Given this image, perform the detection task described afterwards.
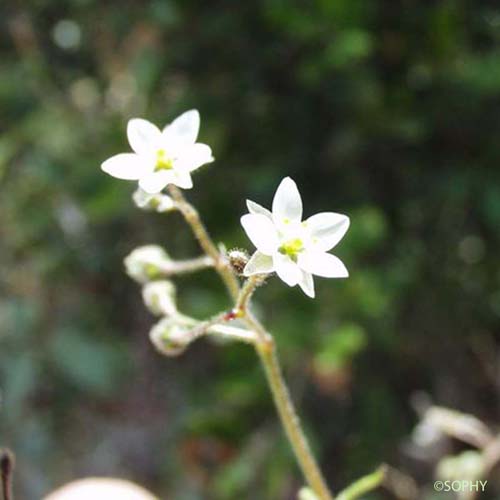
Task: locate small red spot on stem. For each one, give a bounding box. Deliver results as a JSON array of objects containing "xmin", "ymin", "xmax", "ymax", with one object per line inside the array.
[
  {"xmin": 223, "ymin": 310, "xmax": 236, "ymax": 321},
  {"xmin": 223, "ymin": 308, "xmax": 243, "ymax": 321}
]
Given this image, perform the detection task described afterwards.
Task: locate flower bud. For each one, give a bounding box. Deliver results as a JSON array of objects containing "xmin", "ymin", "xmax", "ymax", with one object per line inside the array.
[
  {"xmin": 227, "ymin": 248, "xmax": 249, "ymax": 275},
  {"xmin": 142, "ymin": 280, "xmax": 177, "ymax": 317},
  {"xmin": 124, "ymin": 245, "xmax": 172, "ymax": 283},
  {"xmin": 149, "ymin": 318, "xmax": 193, "ymax": 356},
  {"xmin": 133, "ymin": 188, "xmax": 175, "ymax": 213},
  {"xmin": 297, "ymin": 488, "xmax": 319, "ymax": 500},
  {"xmin": 436, "ymin": 450, "xmax": 484, "ymax": 481}
]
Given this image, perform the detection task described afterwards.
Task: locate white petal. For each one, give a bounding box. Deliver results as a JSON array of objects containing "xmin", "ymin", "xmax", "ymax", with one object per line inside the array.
[
  {"xmin": 132, "ymin": 187, "xmax": 153, "ymax": 207},
  {"xmin": 298, "ymin": 251, "xmax": 348, "ymax": 278},
  {"xmin": 305, "ymin": 212, "xmax": 350, "ymax": 251},
  {"xmin": 240, "ymin": 214, "xmax": 279, "ymax": 254},
  {"xmin": 172, "ymin": 170, "xmax": 193, "ymax": 189},
  {"xmin": 163, "ymin": 109, "xmax": 200, "ymax": 146},
  {"xmin": 272, "ymin": 177, "xmax": 303, "ymax": 224},
  {"xmin": 243, "ymin": 251, "xmax": 275, "ymax": 276},
  {"xmin": 139, "ymin": 171, "xmax": 174, "ymax": 193},
  {"xmin": 101, "ymin": 153, "xmax": 151, "ymax": 180},
  {"xmin": 127, "ymin": 119, "xmax": 162, "ymax": 155},
  {"xmin": 246, "ymin": 200, "xmax": 272, "ymax": 219},
  {"xmin": 298, "ymin": 270, "xmax": 315, "ymax": 298},
  {"xmin": 157, "ymin": 195, "xmax": 175, "ymax": 212},
  {"xmin": 175, "ymin": 143, "xmax": 214, "ymax": 172},
  {"xmin": 132, "ymin": 188, "xmax": 174, "ymax": 212},
  {"xmin": 273, "ymin": 252, "xmax": 302, "ymax": 286}
]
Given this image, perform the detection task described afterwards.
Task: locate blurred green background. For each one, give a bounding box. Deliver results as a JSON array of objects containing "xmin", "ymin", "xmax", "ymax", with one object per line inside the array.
[{"xmin": 1, "ymin": 1, "xmax": 500, "ymax": 498}]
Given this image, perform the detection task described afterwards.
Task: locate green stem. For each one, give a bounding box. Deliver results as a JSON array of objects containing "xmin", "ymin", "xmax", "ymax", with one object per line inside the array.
[
  {"xmin": 207, "ymin": 324, "xmax": 259, "ymax": 344},
  {"xmin": 167, "ymin": 193, "xmax": 333, "ymax": 499},
  {"xmin": 335, "ymin": 466, "xmax": 386, "ymax": 500},
  {"xmin": 236, "ymin": 274, "xmax": 266, "ymax": 314},
  {"xmin": 243, "ymin": 311, "xmax": 333, "ymax": 500},
  {"xmin": 167, "ymin": 185, "xmax": 240, "ymax": 300}
]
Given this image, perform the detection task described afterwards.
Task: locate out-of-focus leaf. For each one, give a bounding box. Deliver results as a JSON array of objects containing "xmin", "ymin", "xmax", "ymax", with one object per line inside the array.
[{"xmin": 48, "ymin": 329, "xmax": 128, "ymax": 395}]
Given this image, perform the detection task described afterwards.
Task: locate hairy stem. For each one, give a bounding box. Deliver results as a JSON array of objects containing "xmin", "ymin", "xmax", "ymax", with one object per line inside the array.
[
  {"xmin": 236, "ymin": 274, "xmax": 267, "ymax": 314},
  {"xmin": 244, "ymin": 314, "xmax": 334, "ymax": 500},
  {"xmin": 167, "ymin": 185, "xmax": 240, "ymax": 300}
]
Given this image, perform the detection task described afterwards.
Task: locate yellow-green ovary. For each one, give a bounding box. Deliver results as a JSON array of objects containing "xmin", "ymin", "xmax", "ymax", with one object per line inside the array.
[{"xmin": 155, "ymin": 149, "xmax": 173, "ymax": 171}]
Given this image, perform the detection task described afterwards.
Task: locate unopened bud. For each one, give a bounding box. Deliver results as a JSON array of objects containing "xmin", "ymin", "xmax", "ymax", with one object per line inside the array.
[
  {"xmin": 228, "ymin": 248, "xmax": 249, "ymax": 275},
  {"xmin": 124, "ymin": 245, "xmax": 172, "ymax": 283},
  {"xmin": 133, "ymin": 188, "xmax": 175, "ymax": 213},
  {"xmin": 149, "ymin": 318, "xmax": 193, "ymax": 356},
  {"xmin": 142, "ymin": 280, "xmax": 177, "ymax": 317},
  {"xmin": 297, "ymin": 487, "xmax": 319, "ymax": 500},
  {"xmin": 436, "ymin": 450, "xmax": 484, "ymax": 481}
]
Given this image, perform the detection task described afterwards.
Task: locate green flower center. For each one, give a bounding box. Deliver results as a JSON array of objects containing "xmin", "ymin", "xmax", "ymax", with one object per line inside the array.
[
  {"xmin": 149, "ymin": 197, "xmax": 160, "ymax": 209},
  {"xmin": 145, "ymin": 263, "xmax": 161, "ymax": 279},
  {"xmin": 278, "ymin": 238, "xmax": 304, "ymax": 261},
  {"xmin": 155, "ymin": 149, "xmax": 173, "ymax": 171}
]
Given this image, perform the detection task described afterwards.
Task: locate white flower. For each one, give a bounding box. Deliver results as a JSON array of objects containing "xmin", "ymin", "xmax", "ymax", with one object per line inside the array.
[
  {"xmin": 132, "ymin": 188, "xmax": 175, "ymax": 212},
  {"xmin": 101, "ymin": 109, "xmax": 214, "ymax": 193},
  {"xmin": 241, "ymin": 177, "xmax": 349, "ymax": 298},
  {"xmin": 124, "ymin": 245, "xmax": 172, "ymax": 283},
  {"xmin": 142, "ymin": 280, "xmax": 177, "ymax": 317}
]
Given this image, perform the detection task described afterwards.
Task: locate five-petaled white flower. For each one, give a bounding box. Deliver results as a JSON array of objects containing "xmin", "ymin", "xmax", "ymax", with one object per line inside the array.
[
  {"xmin": 101, "ymin": 109, "xmax": 214, "ymax": 193},
  {"xmin": 241, "ymin": 177, "xmax": 349, "ymax": 298}
]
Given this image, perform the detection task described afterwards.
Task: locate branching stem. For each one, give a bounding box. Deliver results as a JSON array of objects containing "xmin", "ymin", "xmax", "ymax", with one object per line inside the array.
[
  {"xmin": 167, "ymin": 185, "xmax": 240, "ymax": 300},
  {"xmin": 169, "ymin": 188, "xmax": 334, "ymax": 500},
  {"xmin": 236, "ymin": 274, "xmax": 267, "ymax": 315}
]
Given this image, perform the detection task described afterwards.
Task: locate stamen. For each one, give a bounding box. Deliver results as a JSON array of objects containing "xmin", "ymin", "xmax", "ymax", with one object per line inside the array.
[
  {"xmin": 155, "ymin": 149, "xmax": 173, "ymax": 171},
  {"xmin": 278, "ymin": 238, "xmax": 304, "ymax": 261}
]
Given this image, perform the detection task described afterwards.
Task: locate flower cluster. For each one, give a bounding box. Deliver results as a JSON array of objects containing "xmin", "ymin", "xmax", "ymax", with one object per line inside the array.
[
  {"xmin": 101, "ymin": 110, "xmax": 367, "ymax": 500},
  {"xmin": 102, "ymin": 110, "xmax": 350, "ymax": 297},
  {"xmin": 123, "ymin": 245, "xmax": 185, "ymax": 354}
]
